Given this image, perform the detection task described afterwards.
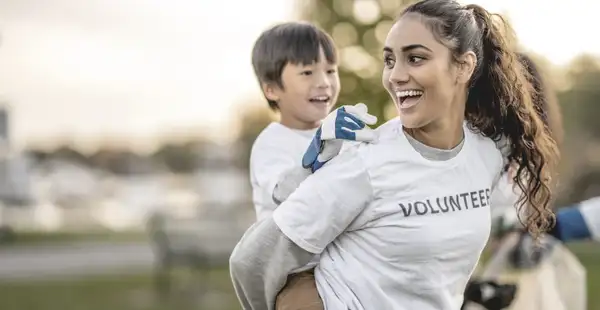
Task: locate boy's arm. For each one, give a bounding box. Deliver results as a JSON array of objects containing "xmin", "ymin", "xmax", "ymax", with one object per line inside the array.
[
  {"xmin": 250, "ymin": 147, "xmax": 298, "ymax": 220},
  {"xmin": 272, "ymin": 166, "xmax": 312, "ymax": 205}
]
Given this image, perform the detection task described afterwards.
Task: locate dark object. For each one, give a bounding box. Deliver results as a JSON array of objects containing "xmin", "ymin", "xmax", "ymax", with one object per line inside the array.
[
  {"xmin": 462, "ymin": 280, "xmax": 517, "ymax": 310},
  {"xmin": 509, "ymin": 231, "xmax": 555, "ymax": 269},
  {"xmin": 146, "ymin": 212, "xmax": 212, "ymax": 302},
  {"xmin": 0, "ymin": 225, "xmax": 16, "ymax": 244}
]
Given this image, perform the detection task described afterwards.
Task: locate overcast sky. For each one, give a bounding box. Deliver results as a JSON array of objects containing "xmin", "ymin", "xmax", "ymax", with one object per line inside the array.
[{"xmin": 0, "ymin": 0, "xmax": 596, "ymax": 151}]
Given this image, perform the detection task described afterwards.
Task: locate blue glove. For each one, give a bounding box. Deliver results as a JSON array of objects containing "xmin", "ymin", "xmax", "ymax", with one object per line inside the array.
[{"xmin": 302, "ymin": 103, "xmax": 377, "ymax": 172}]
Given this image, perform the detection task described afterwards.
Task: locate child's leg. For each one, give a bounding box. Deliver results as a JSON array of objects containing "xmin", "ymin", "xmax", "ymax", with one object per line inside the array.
[{"xmin": 276, "ymin": 270, "xmax": 324, "ymax": 310}]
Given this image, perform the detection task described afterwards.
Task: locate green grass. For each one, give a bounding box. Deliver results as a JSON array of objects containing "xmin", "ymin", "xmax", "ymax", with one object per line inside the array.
[
  {"xmin": 569, "ymin": 242, "xmax": 600, "ymax": 310},
  {"xmin": 0, "ymin": 266, "xmax": 239, "ymax": 310},
  {"xmin": 0, "ymin": 243, "xmax": 598, "ymax": 310},
  {"xmin": 1, "ymin": 230, "xmax": 149, "ymax": 247}
]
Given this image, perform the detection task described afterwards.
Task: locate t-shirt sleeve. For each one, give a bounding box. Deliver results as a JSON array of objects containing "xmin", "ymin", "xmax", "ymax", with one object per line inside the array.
[
  {"xmin": 494, "ymin": 135, "xmax": 511, "ymax": 167},
  {"xmin": 250, "ymin": 143, "xmax": 297, "ymax": 220},
  {"xmin": 272, "ymin": 146, "xmax": 373, "ymax": 254},
  {"xmin": 490, "ymin": 135, "xmax": 513, "ymax": 194}
]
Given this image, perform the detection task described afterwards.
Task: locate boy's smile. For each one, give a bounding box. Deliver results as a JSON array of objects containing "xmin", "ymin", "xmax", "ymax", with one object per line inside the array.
[{"xmin": 265, "ymin": 47, "xmax": 340, "ymax": 130}]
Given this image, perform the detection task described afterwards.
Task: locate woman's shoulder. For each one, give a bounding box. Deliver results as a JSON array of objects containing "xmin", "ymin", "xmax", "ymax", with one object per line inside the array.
[
  {"xmin": 464, "ymin": 126, "xmax": 507, "ymax": 174},
  {"xmin": 375, "ymin": 117, "xmax": 402, "ymax": 138},
  {"xmin": 344, "ymin": 118, "xmax": 412, "ymax": 167},
  {"xmin": 465, "ymin": 126, "xmax": 506, "ymax": 153}
]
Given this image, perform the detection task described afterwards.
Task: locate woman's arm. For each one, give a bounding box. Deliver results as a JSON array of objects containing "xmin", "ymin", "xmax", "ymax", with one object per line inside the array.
[
  {"xmin": 230, "ymin": 146, "xmax": 373, "ymax": 309},
  {"xmin": 229, "ymin": 217, "xmax": 313, "ymax": 310}
]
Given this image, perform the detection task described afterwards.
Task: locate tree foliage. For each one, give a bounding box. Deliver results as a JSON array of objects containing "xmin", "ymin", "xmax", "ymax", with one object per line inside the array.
[{"xmin": 300, "ymin": 0, "xmax": 417, "ymax": 125}]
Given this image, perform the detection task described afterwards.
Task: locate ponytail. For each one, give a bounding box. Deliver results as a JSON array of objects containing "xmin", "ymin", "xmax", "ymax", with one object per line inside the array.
[{"xmin": 465, "ymin": 5, "xmax": 560, "ymax": 238}]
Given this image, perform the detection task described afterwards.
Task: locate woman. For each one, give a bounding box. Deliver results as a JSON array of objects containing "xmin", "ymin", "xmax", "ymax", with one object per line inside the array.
[{"xmin": 230, "ymin": 1, "xmax": 559, "ymax": 309}]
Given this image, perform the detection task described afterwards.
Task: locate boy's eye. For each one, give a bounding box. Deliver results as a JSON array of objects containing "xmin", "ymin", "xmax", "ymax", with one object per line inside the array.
[
  {"xmin": 301, "ymin": 70, "xmax": 313, "ymax": 76},
  {"xmin": 327, "ymin": 69, "xmax": 337, "ymax": 74}
]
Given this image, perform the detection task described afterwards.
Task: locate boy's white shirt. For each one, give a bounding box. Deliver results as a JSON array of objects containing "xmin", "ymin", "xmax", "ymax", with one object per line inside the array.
[
  {"xmin": 250, "ymin": 121, "xmax": 357, "ymax": 221},
  {"xmin": 249, "ymin": 122, "xmax": 357, "ymax": 273},
  {"xmin": 249, "ymin": 122, "xmax": 316, "ymax": 222},
  {"xmin": 272, "ymin": 118, "xmax": 505, "ymax": 310}
]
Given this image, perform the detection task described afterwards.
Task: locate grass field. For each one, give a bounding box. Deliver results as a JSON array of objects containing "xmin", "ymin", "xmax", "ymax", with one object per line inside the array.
[
  {"xmin": 0, "ymin": 242, "xmax": 598, "ymax": 310},
  {"xmin": 0, "ymin": 266, "xmax": 239, "ymax": 310},
  {"xmin": 1, "ymin": 230, "xmax": 149, "ymax": 246},
  {"xmin": 568, "ymin": 242, "xmax": 600, "ymax": 309}
]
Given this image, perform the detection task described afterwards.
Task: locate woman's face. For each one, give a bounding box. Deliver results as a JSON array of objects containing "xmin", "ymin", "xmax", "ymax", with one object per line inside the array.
[{"xmin": 382, "ymin": 13, "xmax": 470, "ymax": 130}]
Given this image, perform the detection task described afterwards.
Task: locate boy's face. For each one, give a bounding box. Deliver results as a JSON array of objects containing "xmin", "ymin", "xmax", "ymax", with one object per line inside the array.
[{"xmin": 264, "ymin": 47, "xmax": 340, "ymax": 130}]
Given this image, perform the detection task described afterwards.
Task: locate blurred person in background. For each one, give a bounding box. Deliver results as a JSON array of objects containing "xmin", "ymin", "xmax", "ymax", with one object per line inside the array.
[{"xmin": 230, "ymin": 1, "xmax": 560, "ymax": 309}]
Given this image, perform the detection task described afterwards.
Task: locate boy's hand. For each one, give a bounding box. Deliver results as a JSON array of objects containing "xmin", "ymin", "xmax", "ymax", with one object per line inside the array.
[{"xmin": 302, "ymin": 103, "xmax": 377, "ymax": 172}]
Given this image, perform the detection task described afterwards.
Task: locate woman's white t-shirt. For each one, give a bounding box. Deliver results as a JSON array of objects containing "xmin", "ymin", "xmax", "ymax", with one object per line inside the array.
[{"xmin": 272, "ymin": 119, "xmax": 505, "ymax": 310}]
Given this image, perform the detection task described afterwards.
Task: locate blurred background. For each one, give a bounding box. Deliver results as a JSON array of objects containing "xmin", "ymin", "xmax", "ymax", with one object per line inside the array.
[{"xmin": 0, "ymin": 0, "xmax": 599, "ymax": 309}]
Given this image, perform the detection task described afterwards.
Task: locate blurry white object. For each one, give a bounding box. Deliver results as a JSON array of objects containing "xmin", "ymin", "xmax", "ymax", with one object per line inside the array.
[
  {"xmin": 94, "ymin": 199, "xmax": 137, "ymax": 231},
  {"xmin": 45, "ymin": 160, "xmax": 99, "ymax": 203},
  {"xmin": 33, "ymin": 201, "xmax": 63, "ymax": 232},
  {"xmin": 163, "ymin": 189, "xmax": 200, "ymax": 219},
  {"xmin": 468, "ymin": 232, "xmax": 586, "ymax": 310}
]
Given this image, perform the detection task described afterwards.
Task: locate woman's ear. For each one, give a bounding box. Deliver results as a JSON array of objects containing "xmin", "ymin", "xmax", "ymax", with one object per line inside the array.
[{"xmin": 456, "ymin": 51, "xmax": 477, "ymax": 84}]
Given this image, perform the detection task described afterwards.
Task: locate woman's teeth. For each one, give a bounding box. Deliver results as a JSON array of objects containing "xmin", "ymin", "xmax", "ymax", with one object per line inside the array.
[{"xmin": 396, "ymin": 90, "xmax": 423, "ymax": 104}]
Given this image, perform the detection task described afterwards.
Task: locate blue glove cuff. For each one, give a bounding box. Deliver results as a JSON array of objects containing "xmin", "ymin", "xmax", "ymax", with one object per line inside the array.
[{"xmin": 302, "ymin": 128, "xmax": 323, "ymax": 170}]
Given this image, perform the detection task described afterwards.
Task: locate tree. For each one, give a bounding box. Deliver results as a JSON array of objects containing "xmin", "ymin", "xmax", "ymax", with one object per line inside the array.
[
  {"xmin": 152, "ymin": 142, "xmax": 201, "ymax": 173},
  {"xmin": 50, "ymin": 145, "xmax": 91, "ymax": 166},
  {"xmin": 89, "ymin": 149, "xmax": 158, "ymax": 175},
  {"xmin": 558, "ymin": 55, "xmax": 600, "ymax": 138},
  {"xmin": 300, "ymin": 0, "xmax": 417, "ymax": 125}
]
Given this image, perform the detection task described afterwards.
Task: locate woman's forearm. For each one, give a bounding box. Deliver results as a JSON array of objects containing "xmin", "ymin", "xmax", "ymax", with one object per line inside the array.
[{"xmin": 229, "ymin": 217, "xmax": 315, "ymax": 310}]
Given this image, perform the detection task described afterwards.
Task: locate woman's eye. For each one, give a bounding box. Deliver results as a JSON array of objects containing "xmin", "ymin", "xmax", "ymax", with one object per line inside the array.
[
  {"xmin": 408, "ymin": 56, "xmax": 425, "ymax": 64},
  {"xmin": 384, "ymin": 57, "xmax": 395, "ymax": 68}
]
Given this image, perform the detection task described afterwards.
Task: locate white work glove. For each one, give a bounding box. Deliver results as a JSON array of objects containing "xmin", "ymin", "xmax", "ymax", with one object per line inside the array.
[{"xmin": 301, "ymin": 103, "xmax": 377, "ymax": 172}]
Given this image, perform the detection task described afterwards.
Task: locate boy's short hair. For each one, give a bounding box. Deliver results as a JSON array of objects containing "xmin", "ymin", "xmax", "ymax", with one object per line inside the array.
[{"xmin": 251, "ymin": 22, "xmax": 338, "ymax": 110}]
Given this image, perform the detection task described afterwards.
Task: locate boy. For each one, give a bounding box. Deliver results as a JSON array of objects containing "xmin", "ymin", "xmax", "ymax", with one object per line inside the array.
[{"xmin": 240, "ymin": 22, "xmax": 377, "ymax": 309}]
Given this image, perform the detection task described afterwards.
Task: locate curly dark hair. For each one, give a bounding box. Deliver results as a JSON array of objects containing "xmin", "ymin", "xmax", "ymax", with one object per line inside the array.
[{"xmin": 401, "ymin": 0, "xmax": 560, "ymax": 238}]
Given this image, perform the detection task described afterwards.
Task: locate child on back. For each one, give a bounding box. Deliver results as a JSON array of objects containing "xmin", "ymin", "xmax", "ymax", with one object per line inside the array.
[{"xmin": 243, "ymin": 22, "xmax": 376, "ymax": 309}]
